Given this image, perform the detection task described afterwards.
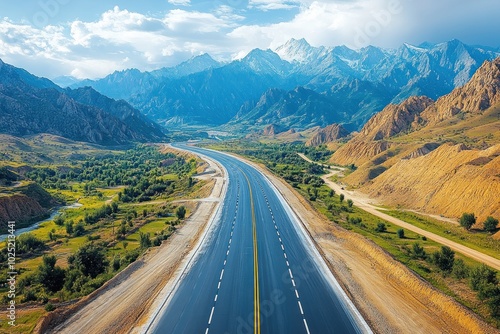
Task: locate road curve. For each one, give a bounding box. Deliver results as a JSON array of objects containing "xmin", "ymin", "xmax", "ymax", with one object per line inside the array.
[{"xmin": 146, "ymin": 144, "xmax": 371, "ymax": 334}]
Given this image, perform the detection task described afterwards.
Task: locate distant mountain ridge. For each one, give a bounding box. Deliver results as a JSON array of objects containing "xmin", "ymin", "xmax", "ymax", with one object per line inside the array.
[
  {"xmin": 0, "ymin": 59, "xmax": 165, "ymax": 145},
  {"xmin": 70, "ymin": 39, "xmax": 500, "ymax": 131}
]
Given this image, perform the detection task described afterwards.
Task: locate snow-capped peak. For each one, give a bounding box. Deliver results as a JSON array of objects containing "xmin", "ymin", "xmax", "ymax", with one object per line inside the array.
[{"xmin": 275, "ymin": 38, "xmax": 324, "ymax": 63}]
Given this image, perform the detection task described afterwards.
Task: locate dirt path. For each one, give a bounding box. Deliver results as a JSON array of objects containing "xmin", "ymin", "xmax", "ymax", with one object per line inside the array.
[
  {"xmin": 46, "ymin": 155, "xmax": 226, "ymax": 334},
  {"xmin": 298, "ymin": 152, "xmax": 500, "ymax": 270},
  {"xmin": 321, "ymin": 170, "xmax": 500, "ymax": 271},
  {"xmin": 238, "ymin": 155, "xmax": 497, "ymax": 334}
]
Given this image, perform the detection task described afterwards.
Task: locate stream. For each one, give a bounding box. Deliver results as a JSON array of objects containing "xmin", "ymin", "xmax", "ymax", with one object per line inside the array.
[{"xmin": 1, "ymin": 202, "xmax": 83, "ymax": 241}]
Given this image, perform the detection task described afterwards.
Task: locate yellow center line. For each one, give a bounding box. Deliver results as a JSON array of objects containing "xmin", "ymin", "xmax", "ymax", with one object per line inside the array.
[{"xmin": 243, "ymin": 171, "xmax": 260, "ymax": 334}]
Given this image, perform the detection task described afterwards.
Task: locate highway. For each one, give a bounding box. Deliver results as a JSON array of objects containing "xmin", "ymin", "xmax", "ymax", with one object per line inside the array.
[{"xmin": 148, "ymin": 144, "xmax": 369, "ymax": 334}]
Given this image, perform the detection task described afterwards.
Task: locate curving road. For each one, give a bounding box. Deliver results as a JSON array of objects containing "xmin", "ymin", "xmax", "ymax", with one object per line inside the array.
[{"xmin": 147, "ymin": 144, "xmax": 370, "ymax": 334}]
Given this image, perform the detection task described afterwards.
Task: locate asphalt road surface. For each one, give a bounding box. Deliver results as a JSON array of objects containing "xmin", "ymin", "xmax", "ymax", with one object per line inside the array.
[{"xmin": 148, "ymin": 144, "xmax": 369, "ymax": 334}]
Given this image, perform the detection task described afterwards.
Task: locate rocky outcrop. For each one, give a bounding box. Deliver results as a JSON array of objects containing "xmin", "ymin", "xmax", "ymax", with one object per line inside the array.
[
  {"xmin": 359, "ymin": 96, "xmax": 434, "ymax": 141},
  {"xmin": 262, "ymin": 124, "xmax": 285, "ymax": 136},
  {"xmin": 0, "ymin": 194, "xmax": 47, "ymax": 226},
  {"xmin": 306, "ymin": 124, "xmax": 350, "ymax": 146},
  {"xmin": 420, "ymin": 58, "xmax": 500, "ymax": 124}
]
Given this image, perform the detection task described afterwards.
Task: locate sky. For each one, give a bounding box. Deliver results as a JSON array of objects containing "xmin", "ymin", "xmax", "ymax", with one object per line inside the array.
[{"xmin": 1, "ymin": 0, "xmax": 499, "ymax": 80}]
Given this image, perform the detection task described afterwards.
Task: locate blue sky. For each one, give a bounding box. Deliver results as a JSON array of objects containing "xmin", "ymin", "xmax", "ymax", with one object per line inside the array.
[{"xmin": 1, "ymin": 0, "xmax": 499, "ymax": 79}]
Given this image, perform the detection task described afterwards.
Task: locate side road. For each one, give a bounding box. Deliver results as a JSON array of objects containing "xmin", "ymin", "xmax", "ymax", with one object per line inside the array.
[{"xmin": 299, "ymin": 153, "xmax": 500, "ymax": 271}]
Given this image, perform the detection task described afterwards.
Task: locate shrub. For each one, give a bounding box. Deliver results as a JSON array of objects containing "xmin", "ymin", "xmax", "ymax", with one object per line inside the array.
[
  {"xmin": 347, "ymin": 199, "xmax": 353, "ymax": 208},
  {"xmin": 176, "ymin": 206, "xmax": 186, "ymax": 219},
  {"xmin": 469, "ymin": 264, "xmax": 498, "ymax": 291},
  {"xmin": 339, "ymin": 194, "xmax": 344, "ymax": 203},
  {"xmin": 45, "ymin": 302, "xmax": 55, "ymax": 312},
  {"xmin": 17, "ymin": 233, "xmax": 46, "ymax": 254}
]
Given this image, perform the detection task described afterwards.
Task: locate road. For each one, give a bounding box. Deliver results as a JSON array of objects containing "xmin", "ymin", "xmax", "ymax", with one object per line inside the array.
[
  {"xmin": 297, "ymin": 153, "xmax": 500, "ymax": 271},
  {"xmin": 147, "ymin": 145, "xmax": 370, "ymax": 334}
]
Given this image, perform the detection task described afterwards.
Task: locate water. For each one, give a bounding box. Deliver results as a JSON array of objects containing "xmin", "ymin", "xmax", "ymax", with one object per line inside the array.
[{"xmin": 0, "ymin": 203, "xmax": 83, "ymax": 241}]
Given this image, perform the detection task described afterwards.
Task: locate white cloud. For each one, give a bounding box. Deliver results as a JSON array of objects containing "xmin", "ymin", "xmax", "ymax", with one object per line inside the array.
[
  {"xmin": 0, "ymin": 0, "xmax": 499, "ymax": 80},
  {"xmin": 168, "ymin": 0, "xmax": 191, "ymax": 6}
]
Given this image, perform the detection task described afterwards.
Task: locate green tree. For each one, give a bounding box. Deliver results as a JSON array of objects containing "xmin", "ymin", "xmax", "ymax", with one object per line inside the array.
[
  {"xmin": 70, "ymin": 244, "xmax": 109, "ymax": 278},
  {"xmin": 54, "ymin": 215, "xmax": 65, "ymax": 226},
  {"xmin": 347, "ymin": 199, "xmax": 353, "ymax": 208},
  {"xmin": 375, "ymin": 222, "xmax": 387, "ymax": 233},
  {"xmin": 37, "ymin": 255, "xmax": 65, "ymax": 293},
  {"xmin": 432, "ymin": 246, "xmax": 455, "ymax": 272},
  {"xmin": 397, "ymin": 229, "xmax": 405, "ymax": 238},
  {"xmin": 339, "ymin": 194, "xmax": 344, "ymax": 203},
  {"xmin": 65, "ymin": 221, "xmax": 74, "ymax": 235},
  {"xmin": 73, "ymin": 221, "xmax": 85, "ymax": 237},
  {"xmin": 452, "ymin": 258, "xmax": 469, "ymax": 279},
  {"xmin": 139, "ymin": 232, "xmax": 152, "ymax": 248},
  {"xmin": 176, "ymin": 206, "xmax": 186, "ymax": 220},
  {"xmin": 483, "ymin": 216, "xmax": 499, "ymax": 232},
  {"xmin": 328, "ymin": 189, "xmax": 335, "ymax": 197},
  {"xmin": 469, "ymin": 264, "xmax": 498, "ymax": 291},
  {"xmin": 459, "ymin": 212, "xmax": 476, "ymax": 230},
  {"xmin": 411, "ymin": 243, "xmax": 427, "ymax": 260}
]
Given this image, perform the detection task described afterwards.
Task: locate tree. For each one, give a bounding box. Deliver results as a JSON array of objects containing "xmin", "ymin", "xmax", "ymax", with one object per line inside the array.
[
  {"xmin": 432, "ymin": 246, "xmax": 455, "ymax": 272},
  {"xmin": 73, "ymin": 221, "xmax": 85, "ymax": 237},
  {"xmin": 339, "ymin": 194, "xmax": 344, "ymax": 203},
  {"xmin": 411, "ymin": 243, "xmax": 427, "ymax": 260},
  {"xmin": 375, "ymin": 222, "xmax": 387, "ymax": 232},
  {"xmin": 329, "ymin": 189, "xmax": 335, "ymax": 197},
  {"xmin": 65, "ymin": 221, "xmax": 74, "ymax": 235},
  {"xmin": 397, "ymin": 229, "xmax": 405, "ymax": 238},
  {"xmin": 139, "ymin": 232, "xmax": 152, "ymax": 249},
  {"xmin": 176, "ymin": 206, "xmax": 186, "ymax": 220},
  {"xmin": 54, "ymin": 215, "xmax": 65, "ymax": 226},
  {"xmin": 37, "ymin": 255, "xmax": 65, "ymax": 293},
  {"xmin": 347, "ymin": 199, "xmax": 353, "ymax": 208},
  {"xmin": 452, "ymin": 258, "xmax": 469, "ymax": 279},
  {"xmin": 70, "ymin": 244, "xmax": 109, "ymax": 278},
  {"xmin": 483, "ymin": 216, "xmax": 499, "ymax": 233},
  {"xmin": 469, "ymin": 264, "xmax": 498, "ymax": 291},
  {"xmin": 459, "ymin": 212, "xmax": 476, "ymax": 230}
]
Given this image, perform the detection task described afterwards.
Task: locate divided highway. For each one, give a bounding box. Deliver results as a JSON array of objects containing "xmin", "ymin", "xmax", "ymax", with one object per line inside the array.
[{"xmin": 147, "ymin": 144, "xmax": 369, "ymax": 334}]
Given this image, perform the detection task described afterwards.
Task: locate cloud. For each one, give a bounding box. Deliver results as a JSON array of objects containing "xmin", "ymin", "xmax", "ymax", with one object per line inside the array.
[
  {"xmin": 0, "ymin": 0, "xmax": 499, "ymax": 80},
  {"xmin": 168, "ymin": 0, "xmax": 191, "ymax": 6}
]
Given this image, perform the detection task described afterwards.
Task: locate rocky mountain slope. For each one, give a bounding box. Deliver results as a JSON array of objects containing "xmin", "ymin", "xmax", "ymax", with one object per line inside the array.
[
  {"xmin": 0, "ymin": 59, "xmax": 165, "ymax": 145},
  {"xmin": 330, "ymin": 58, "xmax": 500, "ymax": 222},
  {"xmin": 71, "ymin": 39, "xmax": 499, "ymax": 130},
  {"xmin": 306, "ymin": 124, "xmax": 350, "ymax": 146}
]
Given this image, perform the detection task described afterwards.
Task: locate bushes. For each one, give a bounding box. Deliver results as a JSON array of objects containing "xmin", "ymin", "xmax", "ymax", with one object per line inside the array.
[
  {"xmin": 17, "ymin": 233, "xmax": 46, "ymax": 255},
  {"xmin": 176, "ymin": 206, "xmax": 186, "ymax": 220},
  {"xmin": 69, "ymin": 243, "xmax": 109, "ymax": 278},
  {"xmin": 37, "ymin": 255, "xmax": 65, "ymax": 293},
  {"xmin": 375, "ymin": 222, "xmax": 387, "ymax": 233}
]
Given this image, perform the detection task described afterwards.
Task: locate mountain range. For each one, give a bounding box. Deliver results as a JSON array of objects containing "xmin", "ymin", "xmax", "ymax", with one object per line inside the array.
[
  {"xmin": 69, "ymin": 39, "xmax": 499, "ymax": 131},
  {"xmin": 0, "ymin": 59, "xmax": 165, "ymax": 145}
]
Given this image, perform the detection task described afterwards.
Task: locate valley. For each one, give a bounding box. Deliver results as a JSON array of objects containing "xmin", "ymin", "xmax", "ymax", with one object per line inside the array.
[{"xmin": 0, "ymin": 30, "xmax": 499, "ymax": 333}]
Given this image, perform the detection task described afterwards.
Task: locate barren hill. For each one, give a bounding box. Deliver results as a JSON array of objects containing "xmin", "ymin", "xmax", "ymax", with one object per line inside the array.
[
  {"xmin": 306, "ymin": 124, "xmax": 350, "ymax": 146},
  {"xmin": 330, "ymin": 58, "xmax": 500, "ymax": 222}
]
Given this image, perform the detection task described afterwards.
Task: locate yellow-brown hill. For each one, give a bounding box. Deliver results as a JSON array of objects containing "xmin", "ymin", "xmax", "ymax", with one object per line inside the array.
[{"xmin": 330, "ymin": 58, "xmax": 500, "ymax": 223}]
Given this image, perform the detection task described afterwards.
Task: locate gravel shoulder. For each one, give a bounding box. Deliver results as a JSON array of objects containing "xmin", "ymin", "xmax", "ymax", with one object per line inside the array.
[{"xmin": 240, "ymin": 155, "xmax": 497, "ymax": 334}]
